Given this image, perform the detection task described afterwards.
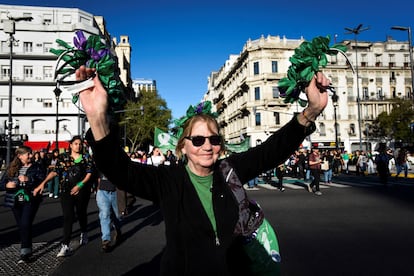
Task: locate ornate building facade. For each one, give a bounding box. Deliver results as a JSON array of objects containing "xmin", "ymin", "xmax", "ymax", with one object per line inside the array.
[
  {"xmin": 0, "ymin": 5, "xmax": 132, "ymax": 156},
  {"xmin": 204, "ymin": 34, "xmax": 412, "ymax": 152}
]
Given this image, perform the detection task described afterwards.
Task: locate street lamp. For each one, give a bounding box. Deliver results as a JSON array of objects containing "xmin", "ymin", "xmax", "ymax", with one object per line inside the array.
[
  {"xmin": 391, "ymin": 26, "xmax": 414, "ymax": 103},
  {"xmin": 332, "ymin": 93, "xmax": 339, "ymax": 150},
  {"xmin": 345, "ymin": 24, "xmax": 369, "ymax": 151},
  {"xmin": 3, "ymin": 16, "xmax": 33, "ymax": 166},
  {"xmin": 53, "ymin": 86, "xmax": 62, "ymax": 151}
]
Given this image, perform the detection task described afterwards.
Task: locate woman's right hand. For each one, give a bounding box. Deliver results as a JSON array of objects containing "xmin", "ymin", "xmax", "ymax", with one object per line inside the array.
[
  {"xmin": 76, "ymin": 65, "xmax": 110, "ymax": 140},
  {"xmin": 5, "ymin": 181, "xmax": 16, "ymax": 189}
]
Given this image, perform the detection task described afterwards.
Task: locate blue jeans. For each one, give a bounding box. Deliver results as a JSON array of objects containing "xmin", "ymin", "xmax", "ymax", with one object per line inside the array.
[
  {"xmin": 47, "ymin": 175, "xmax": 59, "ymax": 197},
  {"xmin": 323, "ymin": 169, "xmax": 333, "ymax": 183},
  {"xmin": 396, "ymin": 163, "xmax": 408, "ymax": 178},
  {"xmin": 12, "ymin": 198, "xmax": 41, "ymax": 255},
  {"xmin": 96, "ymin": 189, "xmax": 121, "ymax": 241}
]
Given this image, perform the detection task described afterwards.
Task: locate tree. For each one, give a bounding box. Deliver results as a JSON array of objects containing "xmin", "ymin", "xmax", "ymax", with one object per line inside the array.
[
  {"xmin": 374, "ymin": 99, "xmax": 414, "ymax": 144},
  {"xmin": 121, "ymin": 88, "xmax": 172, "ymax": 153}
]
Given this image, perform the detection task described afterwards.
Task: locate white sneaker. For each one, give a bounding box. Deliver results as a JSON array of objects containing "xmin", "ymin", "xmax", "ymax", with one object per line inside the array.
[
  {"xmin": 80, "ymin": 232, "xmax": 88, "ymax": 245},
  {"xmin": 57, "ymin": 244, "xmax": 71, "ymax": 257},
  {"xmin": 49, "ymin": 193, "xmax": 53, "ymax": 198}
]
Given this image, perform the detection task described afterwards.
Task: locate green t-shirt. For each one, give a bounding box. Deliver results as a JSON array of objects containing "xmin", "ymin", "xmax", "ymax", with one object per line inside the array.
[{"xmin": 185, "ymin": 165, "xmax": 217, "ymax": 233}]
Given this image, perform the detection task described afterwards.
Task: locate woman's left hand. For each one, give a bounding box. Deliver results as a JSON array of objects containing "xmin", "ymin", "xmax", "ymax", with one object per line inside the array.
[{"xmin": 70, "ymin": 185, "xmax": 81, "ymax": 196}]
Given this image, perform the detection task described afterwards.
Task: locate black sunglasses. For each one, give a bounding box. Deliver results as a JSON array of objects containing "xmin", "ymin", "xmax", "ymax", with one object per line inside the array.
[{"xmin": 185, "ymin": 135, "xmax": 222, "ymax": 147}]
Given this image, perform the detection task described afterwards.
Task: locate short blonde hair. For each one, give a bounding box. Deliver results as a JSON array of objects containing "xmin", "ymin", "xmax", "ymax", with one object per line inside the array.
[{"xmin": 175, "ymin": 114, "xmax": 223, "ymax": 160}]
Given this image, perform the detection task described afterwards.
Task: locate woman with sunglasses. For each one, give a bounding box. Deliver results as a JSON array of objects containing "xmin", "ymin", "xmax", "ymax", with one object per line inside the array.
[
  {"xmin": 77, "ymin": 65, "xmax": 328, "ymax": 275},
  {"xmin": 1, "ymin": 146, "xmax": 46, "ymax": 264}
]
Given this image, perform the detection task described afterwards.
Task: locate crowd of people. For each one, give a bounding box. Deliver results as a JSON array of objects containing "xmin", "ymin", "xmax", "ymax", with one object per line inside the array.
[
  {"xmin": 0, "ymin": 138, "xmax": 184, "ymax": 264},
  {"xmin": 249, "ymin": 146, "xmax": 413, "ymax": 195}
]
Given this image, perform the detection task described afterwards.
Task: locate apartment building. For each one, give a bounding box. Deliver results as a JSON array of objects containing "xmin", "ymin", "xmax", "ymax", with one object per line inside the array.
[
  {"xmin": 204, "ymin": 34, "xmax": 412, "ymax": 152},
  {"xmin": 0, "ymin": 5, "xmax": 132, "ymax": 158}
]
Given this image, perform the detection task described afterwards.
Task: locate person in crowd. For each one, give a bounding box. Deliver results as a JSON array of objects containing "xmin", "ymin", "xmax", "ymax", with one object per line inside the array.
[
  {"xmin": 308, "ymin": 147, "xmax": 323, "ymax": 195},
  {"xmin": 275, "ymin": 163, "xmax": 287, "ymax": 192},
  {"xmin": 47, "ymin": 149, "xmax": 60, "ymax": 198},
  {"xmin": 96, "ymin": 171, "xmax": 122, "ymax": 252},
  {"xmin": 341, "ymin": 150, "xmax": 350, "ymax": 174},
  {"xmin": 322, "ymin": 150, "xmax": 334, "ymax": 185},
  {"xmin": 296, "ymin": 149, "xmax": 306, "ymax": 179},
  {"xmin": 357, "ymin": 151, "xmax": 367, "ymax": 176},
  {"xmin": 77, "ymin": 65, "xmax": 328, "ymax": 274},
  {"xmin": 332, "ymin": 150, "xmax": 342, "ymax": 176},
  {"xmin": 34, "ymin": 135, "xmax": 95, "ymax": 258},
  {"xmin": 147, "ymin": 147, "xmax": 165, "ymax": 167},
  {"xmin": 395, "ymin": 148, "xmax": 409, "ymax": 178},
  {"xmin": 164, "ymin": 149, "xmax": 177, "ymax": 166},
  {"xmin": 1, "ymin": 146, "xmax": 45, "ymax": 264},
  {"xmin": 387, "ymin": 149, "xmax": 395, "ymax": 173},
  {"xmin": 375, "ymin": 143, "xmax": 390, "ymax": 185}
]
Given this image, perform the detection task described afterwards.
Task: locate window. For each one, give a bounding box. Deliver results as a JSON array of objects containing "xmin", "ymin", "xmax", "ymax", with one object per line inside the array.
[
  {"xmin": 253, "ymin": 62, "xmax": 259, "ymax": 75},
  {"xmin": 362, "ymin": 87, "xmax": 368, "ymax": 100},
  {"xmin": 43, "ymin": 42, "xmax": 52, "ymax": 53},
  {"xmin": 272, "ymin": 86, "xmax": 280, "ymax": 98},
  {"xmin": 349, "ymin": 124, "xmax": 356, "ymax": 135},
  {"xmin": 377, "ymin": 87, "xmax": 383, "ymax": 99},
  {"xmin": 43, "ymin": 66, "xmax": 53, "ymax": 79},
  {"xmin": 62, "ymin": 15, "xmax": 72, "ymax": 24},
  {"xmin": 255, "ymin": 112, "xmax": 261, "ymax": 126},
  {"xmin": 1, "ymin": 41, "xmax": 8, "ymax": 53},
  {"xmin": 24, "ymin": 66, "xmax": 33, "ymax": 78},
  {"xmin": 271, "ymin": 61, "xmax": 278, "ymax": 73},
  {"xmin": 1, "ymin": 65, "xmax": 10, "ymax": 78},
  {"xmin": 254, "ymin": 87, "xmax": 260, "ymax": 100},
  {"xmin": 274, "ymin": 112, "xmax": 280, "ymax": 125},
  {"xmin": 23, "ymin": 42, "xmax": 33, "ymax": 53},
  {"xmin": 319, "ymin": 123, "xmax": 326, "ymax": 136}
]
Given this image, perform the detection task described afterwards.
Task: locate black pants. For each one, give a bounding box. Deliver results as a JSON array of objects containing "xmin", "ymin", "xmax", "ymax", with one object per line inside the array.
[
  {"xmin": 310, "ymin": 168, "xmax": 320, "ymax": 192},
  {"xmin": 60, "ymin": 186, "xmax": 91, "ymax": 245}
]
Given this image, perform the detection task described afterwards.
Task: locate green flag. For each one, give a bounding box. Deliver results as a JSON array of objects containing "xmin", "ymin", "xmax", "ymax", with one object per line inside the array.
[
  {"xmin": 225, "ymin": 137, "xmax": 250, "ymax": 153},
  {"xmin": 154, "ymin": 127, "xmax": 177, "ymax": 153}
]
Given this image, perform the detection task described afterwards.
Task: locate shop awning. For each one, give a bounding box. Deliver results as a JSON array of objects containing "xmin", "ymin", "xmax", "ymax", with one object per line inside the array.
[{"xmin": 23, "ymin": 141, "xmax": 70, "ymax": 152}]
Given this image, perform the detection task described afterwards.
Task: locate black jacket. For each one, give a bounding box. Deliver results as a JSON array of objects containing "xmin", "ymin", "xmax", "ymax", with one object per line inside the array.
[{"xmin": 86, "ymin": 117, "xmax": 312, "ymax": 275}]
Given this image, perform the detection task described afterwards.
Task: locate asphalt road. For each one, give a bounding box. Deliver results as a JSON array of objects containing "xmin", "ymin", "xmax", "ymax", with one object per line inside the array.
[{"xmin": 1, "ymin": 173, "xmax": 413, "ymax": 276}]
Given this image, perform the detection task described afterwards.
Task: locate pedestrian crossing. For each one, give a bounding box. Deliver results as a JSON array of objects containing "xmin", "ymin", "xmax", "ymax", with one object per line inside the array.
[{"xmin": 244, "ymin": 178, "xmax": 351, "ymax": 191}]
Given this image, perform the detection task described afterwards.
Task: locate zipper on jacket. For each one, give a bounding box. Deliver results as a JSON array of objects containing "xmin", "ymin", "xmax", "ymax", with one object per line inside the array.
[{"xmin": 215, "ymin": 234, "xmax": 220, "ymax": 246}]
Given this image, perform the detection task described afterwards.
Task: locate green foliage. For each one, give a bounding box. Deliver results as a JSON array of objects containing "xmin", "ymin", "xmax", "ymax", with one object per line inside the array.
[
  {"xmin": 121, "ymin": 88, "xmax": 172, "ymax": 152},
  {"xmin": 374, "ymin": 99, "xmax": 414, "ymax": 143}
]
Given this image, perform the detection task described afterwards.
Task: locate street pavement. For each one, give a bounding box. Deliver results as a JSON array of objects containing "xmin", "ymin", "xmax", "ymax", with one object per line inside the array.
[{"xmin": 0, "ymin": 171, "xmax": 413, "ymax": 275}]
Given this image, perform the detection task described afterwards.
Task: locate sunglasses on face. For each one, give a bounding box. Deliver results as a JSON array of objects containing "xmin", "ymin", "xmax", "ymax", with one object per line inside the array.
[{"xmin": 185, "ymin": 135, "xmax": 222, "ymax": 147}]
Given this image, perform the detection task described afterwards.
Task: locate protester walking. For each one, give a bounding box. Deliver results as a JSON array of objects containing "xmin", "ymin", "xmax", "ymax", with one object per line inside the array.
[
  {"xmin": 308, "ymin": 147, "xmax": 323, "ymax": 195},
  {"xmin": 77, "ymin": 63, "xmax": 328, "ymax": 274},
  {"xmin": 1, "ymin": 146, "xmax": 46, "ymax": 264},
  {"xmin": 35, "ymin": 135, "xmax": 95, "ymax": 258},
  {"xmin": 96, "ymin": 171, "xmax": 122, "ymax": 252},
  {"xmin": 47, "ymin": 149, "xmax": 60, "ymax": 198}
]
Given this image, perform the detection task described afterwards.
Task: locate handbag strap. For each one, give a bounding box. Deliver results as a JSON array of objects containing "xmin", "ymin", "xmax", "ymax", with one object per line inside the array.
[{"xmin": 219, "ymin": 159, "xmax": 264, "ymax": 236}]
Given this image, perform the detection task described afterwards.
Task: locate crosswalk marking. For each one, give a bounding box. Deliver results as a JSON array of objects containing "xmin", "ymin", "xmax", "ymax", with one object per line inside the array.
[{"xmin": 244, "ymin": 181, "xmax": 352, "ymax": 191}]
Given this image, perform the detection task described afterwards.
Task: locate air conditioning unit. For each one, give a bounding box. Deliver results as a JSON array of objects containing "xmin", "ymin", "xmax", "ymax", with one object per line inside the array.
[{"xmin": 37, "ymin": 98, "xmax": 43, "ymax": 102}]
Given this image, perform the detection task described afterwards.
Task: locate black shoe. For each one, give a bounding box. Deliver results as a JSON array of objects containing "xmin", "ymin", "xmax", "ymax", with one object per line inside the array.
[
  {"xmin": 18, "ymin": 254, "xmax": 35, "ymax": 264},
  {"xmin": 101, "ymin": 240, "xmax": 111, "ymax": 253}
]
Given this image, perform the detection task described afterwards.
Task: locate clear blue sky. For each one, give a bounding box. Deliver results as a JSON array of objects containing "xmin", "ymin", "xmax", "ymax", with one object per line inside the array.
[{"xmin": 3, "ymin": 0, "xmax": 413, "ymax": 119}]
